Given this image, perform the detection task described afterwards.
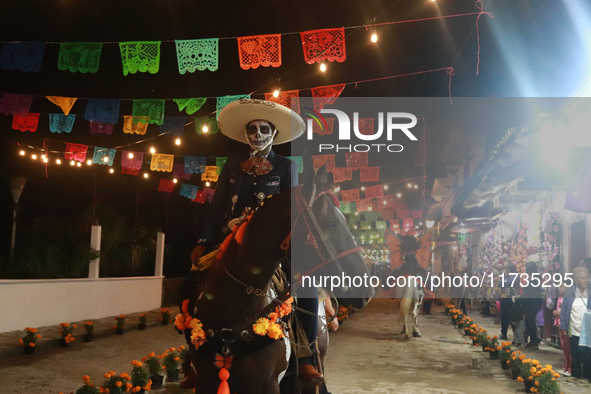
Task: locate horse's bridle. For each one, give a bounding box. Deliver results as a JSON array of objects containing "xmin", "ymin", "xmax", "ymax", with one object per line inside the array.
[{"xmin": 286, "ymin": 184, "xmax": 363, "ymax": 290}]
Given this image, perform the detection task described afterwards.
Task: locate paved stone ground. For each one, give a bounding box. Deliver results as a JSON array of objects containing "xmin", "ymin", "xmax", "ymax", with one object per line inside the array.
[{"xmin": 1, "ymin": 299, "xmax": 590, "ymax": 393}]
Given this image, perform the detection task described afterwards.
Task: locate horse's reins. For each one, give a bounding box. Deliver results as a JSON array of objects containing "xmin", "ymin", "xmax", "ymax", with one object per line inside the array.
[{"xmin": 289, "ymin": 184, "xmax": 363, "ymax": 289}]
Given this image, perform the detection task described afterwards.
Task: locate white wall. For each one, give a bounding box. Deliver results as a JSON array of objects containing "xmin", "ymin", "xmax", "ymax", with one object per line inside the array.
[{"xmin": 0, "ymin": 276, "xmax": 163, "ymax": 333}]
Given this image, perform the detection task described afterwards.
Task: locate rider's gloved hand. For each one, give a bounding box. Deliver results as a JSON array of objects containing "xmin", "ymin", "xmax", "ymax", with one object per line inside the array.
[{"xmin": 191, "ymin": 245, "xmax": 206, "ymax": 266}]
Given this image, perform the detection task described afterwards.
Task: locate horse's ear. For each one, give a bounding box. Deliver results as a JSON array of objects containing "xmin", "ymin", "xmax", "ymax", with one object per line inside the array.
[
  {"xmin": 301, "ymin": 158, "xmax": 315, "ymax": 198},
  {"xmin": 315, "ymin": 164, "xmax": 327, "ymax": 184}
]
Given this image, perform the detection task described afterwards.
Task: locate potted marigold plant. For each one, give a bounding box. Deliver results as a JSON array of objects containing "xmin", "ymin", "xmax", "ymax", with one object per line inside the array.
[
  {"xmin": 130, "ymin": 360, "xmax": 152, "ymax": 393},
  {"xmin": 72, "ymin": 375, "xmax": 99, "ymax": 394},
  {"xmin": 138, "ymin": 313, "xmax": 147, "ymax": 330},
  {"xmin": 484, "ymin": 335, "xmax": 500, "ymax": 359},
  {"xmin": 102, "ymin": 371, "xmax": 133, "ymax": 394},
  {"xmin": 161, "ymin": 308, "xmax": 171, "ymax": 325},
  {"xmin": 476, "ymin": 329, "xmax": 489, "ymax": 351},
  {"xmin": 162, "ymin": 347, "xmax": 181, "ymax": 382},
  {"xmin": 445, "ymin": 303, "xmax": 455, "ymax": 316},
  {"xmin": 83, "ymin": 321, "xmax": 94, "ymax": 342},
  {"xmin": 517, "ymin": 357, "xmax": 535, "ymax": 393},
  {"xmin": 144, "ymin": 352, "xmax": 164, "ymax": 389},
  {"xmin": 19, "ymin": 327, "xmax": 40, "ymax": 355},
  {"xmin": 532, "ymin": 363, "xmax": 561, "ymax": 394},
  {"xmin": 499, "ymin": 342, "xmax": 512, "ymax": 370},
  {"xmin": 59, "ymin": 322, "xmax": 77, "ymax": 348},
  {"xmin": 508, "ymin": 351, "xmax": 522, "ymax": 379},
  {"xmin": 115, "ymin": 314, "xmax": 126, "ymax": 335}
]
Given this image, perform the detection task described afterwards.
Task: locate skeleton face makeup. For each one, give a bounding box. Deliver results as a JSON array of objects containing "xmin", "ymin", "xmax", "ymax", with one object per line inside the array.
[{"xmin": 245, "ymin": 120, "xmax": 277, "ymax": 152}]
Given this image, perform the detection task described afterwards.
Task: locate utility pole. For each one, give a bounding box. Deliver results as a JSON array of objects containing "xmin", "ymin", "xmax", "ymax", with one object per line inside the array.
[{"xmin": 9, "ymin": 177, "xmax": 27, "ymax": 260}]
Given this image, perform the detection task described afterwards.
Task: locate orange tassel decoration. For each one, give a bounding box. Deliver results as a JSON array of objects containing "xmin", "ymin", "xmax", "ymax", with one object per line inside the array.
[{"xmin": 217, "ymin": 367, "xmax": 230, "ymax": 394}]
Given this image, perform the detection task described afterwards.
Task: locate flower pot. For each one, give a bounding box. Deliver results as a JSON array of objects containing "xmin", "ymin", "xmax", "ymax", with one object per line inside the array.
[
  {"xmin": 481, "ymin": 345, "xmax": 486, "ymax": 352},
  {"xmin": 138, "ymin": 323, "xmax": 147, "ymax": 331},
  {"xmin": 116, "ymin": 327, "xmax": 125, "ymax": 335},
  {"xmin": 464, "ymin": 329, "xmax": 470, "ymax": 336},
  {"xmin": 501, "ymin": 360, "xmax": 510, "ymax": 370},
  {"xmin": 472, "ymin": 339, "xmax": 477, "ymax": 346},
  {"xmin": 161, "ymin": 319, "xmax": 170, "ymax": 326},
  {"xmin": 150, "ymin": 375, "xmax": 164, "ymax": 390},
  {"xmin": 510, "ymin": 369, "xmax": 519, "ymax": 380},
  {"xmin": 84, "ymin": 333, "xmax": 94, "ymax": 342},
  {"xmin": 167, "ymin": 369, "xmax": 180, "ymax": 382},
  {"xmin": 489, "ymin": 351, "xmax": 499, "ymax": 360},
  {"xmin": 524, "ymin": 379, "xmax": 534, "ymax": 393},
  {"xmin": 24, "ymin": 346, "xmax": 35, "ymax": 355},
  {"xmin": 59, "ymin": 339, "xmax": 69, "ymax": 348}
]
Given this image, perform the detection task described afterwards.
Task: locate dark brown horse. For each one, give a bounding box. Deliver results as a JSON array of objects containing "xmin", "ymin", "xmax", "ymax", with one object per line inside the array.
[{"xmin": 178, "ymin": 165, "xmax": 373, "ymax": 394}]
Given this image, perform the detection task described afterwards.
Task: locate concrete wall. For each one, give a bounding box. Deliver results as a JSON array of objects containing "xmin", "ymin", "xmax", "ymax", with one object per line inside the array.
[{"xmin": 0, "ymin": 276, "xmax": 163, "ymax": 333}]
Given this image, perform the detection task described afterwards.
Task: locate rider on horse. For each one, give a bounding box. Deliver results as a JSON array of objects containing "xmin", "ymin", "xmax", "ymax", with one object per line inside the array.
[{"xmin": 190, "ymin": 99, "xmax": 324, "ymax": 386}]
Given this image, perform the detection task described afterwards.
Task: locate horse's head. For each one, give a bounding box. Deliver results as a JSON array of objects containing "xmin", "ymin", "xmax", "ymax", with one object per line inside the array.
[{"xmin": 291, "ymin": 164, "xmax": 374, "ymax": 311}]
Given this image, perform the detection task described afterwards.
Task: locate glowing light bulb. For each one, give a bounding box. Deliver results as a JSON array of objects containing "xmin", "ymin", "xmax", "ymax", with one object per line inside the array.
[
  {"xmin": 19, "ymin": 150, "xmax": 25, "ymax": 156},
  {"xmin": 334, "ymin": 186, "xmax": 340, "ymax": 192},
  {"xmin": 397, "ymin": 193, "xmax": 402, "ymax": 198},
  {"xmin": 354, "ymin": 212, "xmax": 359, "ymax": 216},
  {"xmin": 143, "ymin": 173, "xmax": 149, "ymax": 179},
  {"xmin": 87, "ymin": 160, "xmax": 92, "ymax": 165},
  {"xmin": 354, "ymin": 225, "xmax": 358, "ymax": 229},
  {"xmin": 109, "ymin": 168, "xmax": 114, "ymax": 174},
  {"xmin": 414, "ymin": 184, "xmax": 418, "ymax": 189},
  {"xmin": 175, "ymin": 138, "xmax": 181, "ymax": 146},
  {"xmin": 273, "ymin": 90, "xmax": 280, "ymax": 98},
  {"xmin": 453, "ymin": 217, "xmax": 458, "ymax": 223},
  {"xmin": 419, "ymin": 221, "xmax": 423, "ymax": 225},
  {"xmin": 361, "ymin": 186, "xmax": 365, "ymax": 191},
  {"xmin": 173, "ymin": 178, "xmax": 178, "ymax": 183},
  {"xmin": 103, "ymin": 156, "xmax": 109, "ymax": 162},
  {"xmin": 41, "ymin": 154, "xmax": 46, "ymax": 160},
  {"xmin": 384, "ymin": 185, "xmax": 388, "ymax": 190},
  {"xmin": 150, "ymin": 147, "xmax": 156, "ymax": 154},
  {"xmin": 407, "ymin": 183, "xmax": 412, "ymax": 188},
  {"xmin": 370, "ymin": 33, "xmax": 378, "ymax": 43},
  {"xmin": 31, "ymin": 154, "xmax": 37, "ymax": 160},
  {"xmin": 320, "ymin": 63, "xmax": 327, "ymax": 72},
  {"xmin": 383, "ymin": 200, "xmax": 387, "ymax": 205},
  {"xmin": 205, "ymin": 182, "xmax": 211, "ymax": 187},
  {"xmin": 128, "ymin": 152, "xmax": 134, "ymax": 159},
  {"xmin": 43, "ymin": 157, "xmax": 48, "ymax": 163},
  {"xmin": 202, "ymin": 124, "xmax": 209, "ymax": 133},
  {"xmin": 56, "ymin": 159, "xmax": 61, "ymax": 165},
  {"xmin": 76, "ymin": 162, "xmax": 81, "ymax": 167},
  {"xmin": 70, "ymin": 160, "xmax": 75, "ymax": 166}
]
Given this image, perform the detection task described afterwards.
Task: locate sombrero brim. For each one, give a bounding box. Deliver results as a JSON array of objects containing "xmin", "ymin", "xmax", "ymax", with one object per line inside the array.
[{"xmin": 217, "ymin": 99, "xmax": 305, "ymax": 145}]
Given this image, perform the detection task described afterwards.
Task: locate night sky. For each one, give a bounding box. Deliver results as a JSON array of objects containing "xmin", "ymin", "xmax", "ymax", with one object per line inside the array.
[{"xmin": 0, "ymin": 0, "xmax": 588, "ymax": 276}]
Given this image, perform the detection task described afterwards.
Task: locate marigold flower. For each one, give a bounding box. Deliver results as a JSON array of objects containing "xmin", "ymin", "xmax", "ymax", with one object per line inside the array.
[
  {"xmin": 528, "ymin": 376, "xmax": 533, "ymax": 380},
  {"xmin": 517, "ymin": 376, "xmax": 524, "ymax": 382},
  {"xmin": 83, "ymin": 375, "xmax": 90, "ymax": 381},
  {"xmin": 267, "ymin": 322, "xmax": 284, "ymax": 339},
  {"xmin": 553, "ymin": 373, "xmax": 560, "ymax": 378},
  {"xmin": 29, "ymin": 343, "xmax": 35, "ymax": 347},
  {"xmin": 148, "ymin": 352, "xmax": 155, "ymax": 358},
  {"xmin": 116, "ymin": 381, "xmax": 122, "ymax": 387},
  {"xmin": 37, "ymin": 334, "xmax": 41, "ymax": 338},
  {"xmin": 28, "ymin": 328, "xmax": 37, "ymax": 333},
  {"xmin": 18, "ymin": 338, "xmax": 23, "ymax": 346},
  {"xmin": 253, "ymin": 318, "xmax": 270, "ymax": 336},
  {"xmin": 532, "ymin": 359, "xmax": 539, "ymax": 365},
  {"xmin": 174, "ymin": 357, "xmax": 180, "ymax": 361},
  {"xmin": 104, "ymin": 373, "xmax": 111, "ymax": 379}
]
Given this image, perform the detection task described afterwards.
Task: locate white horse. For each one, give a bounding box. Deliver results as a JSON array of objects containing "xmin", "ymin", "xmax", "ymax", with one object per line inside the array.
[
  {"xmin": 384, "ymin": 231, "xmax": 432, "ymax": 340},
  {"xmin": 397, "ymin": 275, "xmax": 424, "ymax": 339}
]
